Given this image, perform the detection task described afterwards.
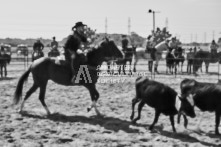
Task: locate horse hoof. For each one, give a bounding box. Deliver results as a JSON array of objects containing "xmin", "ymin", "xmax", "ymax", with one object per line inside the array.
[
  {"xmin": 149, "ymin": 125, "xmax": 154, "ymax": 130},
  {"xmin": 131, "ymin": 120, "xmax": 137, "ymax": 124},
  {"xmin": 215, "ymin": 131, "xmax": 220, "ymax": 135},
  {"xmin": 87, "ymin": 108, "xmax": 91, "ymax": 112},
  {"xmin": 98, "ymin": 113, "xmax": 104, "ymax": 117},
  {"xmin": 18, "ymin": 109, "xmax": 23, "ymax": 114},
  {"xmin": 47, "ymin": 112, "xmax": 51, "ymax": 116},
  {"xmin": 130, "ymin": 115, "xmax": 134, "ymax": 120}
]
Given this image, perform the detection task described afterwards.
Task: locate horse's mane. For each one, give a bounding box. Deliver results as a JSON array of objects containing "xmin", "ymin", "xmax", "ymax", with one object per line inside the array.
[{"xmin": 86, "ymin": 39, "xmax": 109, "ymax": 61}]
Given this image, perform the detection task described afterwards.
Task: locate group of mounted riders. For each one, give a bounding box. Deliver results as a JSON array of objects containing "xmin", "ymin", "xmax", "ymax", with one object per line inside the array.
[
  {"xmin": 32, "ymin": 22, "xmax": 91, "ymax": 84},
  {"xmin": 26, "ymin": 21, "xmax": 221, "ymax": 83}
]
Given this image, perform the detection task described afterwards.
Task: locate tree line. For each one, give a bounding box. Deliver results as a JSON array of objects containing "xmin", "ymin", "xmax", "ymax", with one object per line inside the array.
[{"xmin": 0, "ymin": 33, "xmax": 220, "ymax": 48}]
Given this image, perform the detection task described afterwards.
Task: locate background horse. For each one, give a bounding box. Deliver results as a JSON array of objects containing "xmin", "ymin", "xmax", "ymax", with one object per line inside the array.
[
  {"xmin": 165, "ymin": 49, "xmax": 175, "ymax": 74},
  {"xmin": 48, "ymin": 46, "xmax": 60, "ymax": 57},
  {"xmin": 13, "ymin": 38, "xmax": 123, "ymax": 116},
  {"xmin": 133, "ymin": 47, "xmax": 154, "ymax": 72},
  {"xmin": 173, "ymin": 47, "xmax": 185, "ymax": 73},
  {"xmin": 186, "ymin": 50, "xmax": 195, "ymax": 74},
  {"xmin": 193, "ymin": 50, "xmax": 221, "ymax": 73},
  {"xmin": 0, "ymin": 53, "xmax": 11, "ymax": 77},
  {"xmin": 116, "ymin": 45, "xmax": 136, "ymax": 74},
  {"xmin": 32, "ymin": 49, "xmax": 44, "ymax": 61},
  {"xmin": 105, "ymin": 46, "xmax": 135, "ymax": 74}
]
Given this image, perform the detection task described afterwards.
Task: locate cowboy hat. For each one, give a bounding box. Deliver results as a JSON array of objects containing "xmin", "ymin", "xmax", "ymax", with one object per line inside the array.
[{"xmin": 72, "ymin": 22, "xmax": 86, "ymax": 30}]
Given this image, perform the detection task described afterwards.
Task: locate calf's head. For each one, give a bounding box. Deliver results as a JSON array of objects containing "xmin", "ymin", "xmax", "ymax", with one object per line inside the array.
[{"xmin": 179, "ymin": 94, "xmax": 196, "ymax": 118}]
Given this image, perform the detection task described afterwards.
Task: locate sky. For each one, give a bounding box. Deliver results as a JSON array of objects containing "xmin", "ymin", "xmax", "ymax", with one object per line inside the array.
[{"xmin": 0, "ymin": 0, "xmax": 221, "ymax": 43}]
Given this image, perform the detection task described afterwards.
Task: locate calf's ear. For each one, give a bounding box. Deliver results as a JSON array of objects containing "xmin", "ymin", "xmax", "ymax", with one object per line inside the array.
[{"xmin": 177, "ymin": 94, "xmax": 183, "ymax": 100}]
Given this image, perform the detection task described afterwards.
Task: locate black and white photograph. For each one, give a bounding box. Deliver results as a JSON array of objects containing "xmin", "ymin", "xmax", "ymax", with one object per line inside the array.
[{"xmin": 0, "ymin": 0, "xmax": 221, "ymax": 146}]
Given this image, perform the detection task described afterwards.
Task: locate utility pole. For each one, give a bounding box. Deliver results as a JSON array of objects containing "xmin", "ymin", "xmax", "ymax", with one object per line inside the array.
[
  {"xmin": 128, "ymin": 17, "xmax": 131, "ymax": 35},
  {"xmin": 191, "ymin": 34, "xmax": 193, "ymax": 43},
  {"xmin": 204, "ymin": 32, "xmax": 207, "ymax": 43},
  {"xmin": 105, "ymin": 17, "xmax": 108, "ymax": 35},
  {"xmin": 165, "ymin": 17, "xmax": 168, "ymax": 31},
  {"xmin": 148, "ymin": 9, "xmax": 160, "ymax": 33},
  {"xmin": 195, "ymin": 34, "xmax": 197, "ymax": 42},
  {"xmin": 213, "ymin": 30, "xmax": 215, "ymax": 40}
]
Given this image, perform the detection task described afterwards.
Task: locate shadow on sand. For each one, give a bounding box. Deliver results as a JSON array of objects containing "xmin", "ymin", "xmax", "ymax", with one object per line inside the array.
[
  {"xmin": 158, "ymin": 130, "xmax": 218, "ymax": 146},
  {"xmin": 20, "ymin": 111, "xmax": 219, "ymax": 146},
  {"xmin": 21, "ymin": 111, "xmax": 139, "ymax": 133},
  {"xmin": 133, "ymin": 123, "xmax": 218, "ymax": 145},
  {"xmin": 0, "ymin": 77, "xmax": 16, "ymax": 81}
]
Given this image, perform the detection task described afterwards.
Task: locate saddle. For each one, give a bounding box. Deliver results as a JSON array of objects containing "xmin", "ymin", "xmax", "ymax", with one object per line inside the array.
[
  {"xmin": 55, "ymin": 54, "xmax": 68, "ymax": 66},
  {"xmin": 55, "ymin": 52, "xmax": 87, "ymax": 67}
]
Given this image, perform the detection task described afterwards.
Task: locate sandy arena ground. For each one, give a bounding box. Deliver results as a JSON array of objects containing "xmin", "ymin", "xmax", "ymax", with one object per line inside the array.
[{"xmin": 0, "ymin": 58, "xmax": 221, "ymax": 147}]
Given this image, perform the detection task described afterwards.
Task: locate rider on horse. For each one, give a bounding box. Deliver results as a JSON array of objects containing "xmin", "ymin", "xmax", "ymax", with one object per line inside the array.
[
  {"xmin": 145, "ymin": 35, "xmax": 156, "ymax": 60},
  {"xmin": 121, "ymin": 35, "xmax": 129, "ymax": 53},
  {"xmin": 64, "ymin": 21, "xmax": 88, "ymax": 84},
  {"xmin": 50, "ymin": 36, "xmax": 58, "ymax": 51},
  {"xmin": 154, "ymin": 39, "xmax": 170, "ymax": 73},
  {"xmin": 33, "ymin": 39, "xmax": 44, "ymax": 55},
  {"xmin": 210, "ymin": 40, "xmax": 219, "ymax": 56},
  {"xmin": 168, "ymin": 37, "xmax": 177, "ymax": 50}
]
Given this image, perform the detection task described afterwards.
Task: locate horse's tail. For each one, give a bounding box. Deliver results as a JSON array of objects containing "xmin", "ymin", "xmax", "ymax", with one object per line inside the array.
[{"xmin": 13, "ymin": 67, "xmax": 31, "ymax": 105}]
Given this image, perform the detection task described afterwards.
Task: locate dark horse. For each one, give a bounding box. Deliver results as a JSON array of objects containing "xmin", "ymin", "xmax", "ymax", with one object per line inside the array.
[
  {"xmin": 165, "ymin": 47, "xmax": 185, "ymax": 74},
  {"xmin": 13, "ymin": 38, "xmax": 123, "ymax": 116},
  {"xmin": 118, "ymin": 46, "xmax": 136, "ymax": 74},
  {"xmin": 165, "ymin": 50, "xmax": 175, "ymax": 74},
  {"xmin": 173, "ymin": 47, "xmax": 185, "ymax": 73},
  {"xmin": 105, "ymin": 46, "xmax": 136, "ymax": 74},
  {"xmin": 116, "ymin": 46, "xmax": 136, "ymax": 74},
  {"xmin": 193, "ymin": 50, "xmax": 221, "ymax": 73},
  {"xmin": 0, "ymin": 53, "xmax": 11, "ymax": 77}
]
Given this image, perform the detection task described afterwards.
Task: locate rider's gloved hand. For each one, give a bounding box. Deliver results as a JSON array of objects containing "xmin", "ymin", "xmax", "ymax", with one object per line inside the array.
[{"xmin": 76, "ymin": 49, "xmax": 83, "ymax": 54}]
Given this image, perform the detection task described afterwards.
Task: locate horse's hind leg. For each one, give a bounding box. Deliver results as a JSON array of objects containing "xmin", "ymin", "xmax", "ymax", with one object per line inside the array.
[
  {"xmin": 0, "ymin": 66, "xmax": 2, "ymax": 78},
  {"xmin": 133, "ymin": 61, "xmax": 137, "ymax": 72},
  {"xmin": 39, "ymin": 84, "xmax": 51, "ymax": 115},
  {"xmin": 19, "ymin": 84, "xmax": 38, "ymax": 113},
  {"xmin": 86, "ymin": 84, "xmax": 101, "ymax": 116},
  {"xmin": 4, "ymin": 65, "xmax": 7, "ymax": 77},
  {"xmin": 128, "ymin": 61, "xmax": 132, "ymax": 74}
]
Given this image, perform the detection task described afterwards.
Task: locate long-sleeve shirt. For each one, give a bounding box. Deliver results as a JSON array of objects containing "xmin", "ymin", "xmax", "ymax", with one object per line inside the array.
[{"xmin": 64, "ymin": 31, "xmax": 87, "ymax": 62}]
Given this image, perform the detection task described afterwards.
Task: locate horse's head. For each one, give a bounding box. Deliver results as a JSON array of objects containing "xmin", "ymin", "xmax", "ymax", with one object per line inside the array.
[
  {"xmin": 86, "ymin": 37, "xmax": 123, "ymax": 66},
  {"xmin": 174, "ymin": 47, "xmax": 183, "ymax": 57},
  {"xmin": 99, "ymin": 37, "xmax": 123, "ymax": 60}
]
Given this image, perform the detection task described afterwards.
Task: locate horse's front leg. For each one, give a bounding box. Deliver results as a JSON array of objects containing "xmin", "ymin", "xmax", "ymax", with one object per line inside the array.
[
  {"xmin": 133, "ymin": 59, "xmax": 137, "ymax": 72},
  {"xmin": 4, "ymin": 64, "xmax": 7, "ymax": 77},
  {"xmin": 107, "ymin": 62, "xmax": 111, "ymax": 73},
  {"xmin": 122, "ymin": 61, "xmax": 126, "ymax": 75},
  {"xmin": 129, "ymin": 60, "xmax": 132, "ymax": 74},
  {"xmin": 86, "ymin": 84, "xmax": 102, "ymax": 116},
  {"xmin": 0, "ymin": 66, "xmax": 2, "ymax": 78},
  {"xmin": 205, "ymin": 63, "xmax": 209, "ymax": 73}
]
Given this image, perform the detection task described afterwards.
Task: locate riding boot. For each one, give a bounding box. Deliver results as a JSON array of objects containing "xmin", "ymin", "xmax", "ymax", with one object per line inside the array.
[
  {"xmin": 71, "ymin": 53, "xmax": 79, "ymax": 84},
  {"xmin": 148, "ymin": 64, "xmax": 151, "ymax": 72},
  {"xmin": 154, "ymin": 65, "xmax": 159, "ymax": 74}
]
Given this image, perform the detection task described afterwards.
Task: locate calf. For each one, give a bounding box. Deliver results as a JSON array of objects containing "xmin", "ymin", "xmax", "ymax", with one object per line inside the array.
[
  {"xmin": 179, "ymin": 78, "xmax": 221, "ymax": 135},
  {"xmin": 130, "ymin": 77, "xmax": 178, "ymax": 132}
]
